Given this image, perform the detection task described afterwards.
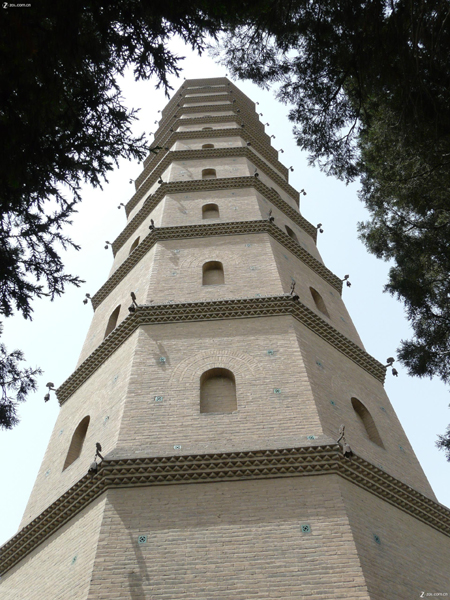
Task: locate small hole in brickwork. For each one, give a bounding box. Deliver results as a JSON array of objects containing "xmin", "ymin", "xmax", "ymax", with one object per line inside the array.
[
  {"xmin": 267, "ymin": 350, "xmax": 275, "ymax": 356},
  {"xmin": 154, "ymin": 396, "xmax": 163, "ymax": 402},
  {"xmin": 45, "ymin": 469, "xmax": 51, "ymax": 477},
  {"xmin": 245, "ymin": 243, "xmax": 252, "ymax": 247},
  {"xmin": 307, "ymin": 435, "xmax": 317, "ymax": 440},
  {"xmin": 174, "ymin": 445, "xmax": 182, "ymax": 450},
  {"xmin": 330, "ymin": 400, "xmax": 336, "ymax": 406},
  {"xmin": 273, "ymin": 388, "xmax": 281, "ymax": 394},
  {"xmin": 71, "ymin": 555, "xmax": 78, "ymax": 565},
  {"xmin": 399, "ymin": 445, "xmax": 405, "ymax": 453},
  {"xmin": 373, "ymin": 534, "xmax": 381, "ymax": 545},
  {"xmin": 301, "ymin": 524, "xmax": 311, "ymax": 534},
  {"xmin": 316, "ymin": 360, "xmax": 324, "ymax": 369},
  {"xmin": 138, "ymin": 535, "xmax": 147, "ymax": 545},
  {"xmin": 103, "ymin": 416, "xmax": 109, "ymax": 424},
  {"xmin": 159, "ymin": 357, "xmax": 166, "ymax": 364}
]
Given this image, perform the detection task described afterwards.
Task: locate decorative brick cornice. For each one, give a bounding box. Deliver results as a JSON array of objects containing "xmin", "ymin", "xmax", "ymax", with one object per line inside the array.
[
  {"xmin": 127, "ymin": 147, "xmax": 296, "ymax": 219},
  {"xmin": 161, "ymin": 78, "xmax": 231, "ymax": 118},
  {"xmin": 158, "ymin": 97, "xmax": 262, "ymax": 140},
  {"xmin": 92, "ymin": 221, "xmax": 341, "ymax": 310},
  {"xmin": 143, "ymin": 113, "xmax": 269, "ymax": 171},
  {"xmin": 137, "ymin": 128, "xmax": 285, "ymax": 189},
  {"xmin": 153, "ymin": 102, "xmax": 266, "ymax": 165},
  {"xmin": 56, "ymin": 295, "xmax": 384, "ymax": 405},
  {"xmin": 135, "ymin": 147, "xmax": 291, "ymax": 211},
  {"xmin": 1, "ymin": 445, "xmax": 449, "ymax": 576},
  {"xmin": 159, "ymin": 79, "xmax": 256, "ymax": 129},
  {"xmin": 143, "ymin": 117, "xmax": 276, "ymax": 172},
  {"xmin": 116, "ymin": 178, "xmax": 314, "ymax": 258}
]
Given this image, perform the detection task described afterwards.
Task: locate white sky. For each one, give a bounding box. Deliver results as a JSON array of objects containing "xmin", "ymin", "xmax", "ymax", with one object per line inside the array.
[{"xmin": 1, "ymin": 39, "xmax": 449, "ymax": 547}]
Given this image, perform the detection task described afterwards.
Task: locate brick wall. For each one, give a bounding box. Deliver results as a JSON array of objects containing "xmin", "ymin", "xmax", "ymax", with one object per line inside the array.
[
  {"xmin": 87, "ymin": 476, "xmax": 371, "ymax": 600},
  {"xmin": 2, "ymin": 497, "xmax": 106, "ymax": 600}
]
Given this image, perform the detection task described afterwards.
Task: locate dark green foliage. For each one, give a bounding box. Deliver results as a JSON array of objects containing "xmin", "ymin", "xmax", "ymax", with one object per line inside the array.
[
  {"xmin": 215, "ymin": 0, "xmax": 450, "ymax": 456},
  {"xmin": 0, "ymin": 324, "xmax": 42, "ymax": 429},
  {"xmin": 437, "ymin": 425, "xmax": 450, "ymax": 461}
]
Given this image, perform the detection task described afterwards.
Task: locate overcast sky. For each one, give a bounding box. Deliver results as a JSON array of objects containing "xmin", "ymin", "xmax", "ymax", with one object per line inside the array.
[{"xmin": 1, "ymin": 38, "xmax": 449, "ymax": 547}]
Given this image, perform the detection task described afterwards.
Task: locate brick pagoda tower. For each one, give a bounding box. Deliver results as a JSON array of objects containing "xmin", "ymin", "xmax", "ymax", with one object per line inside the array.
[{"xmin": 1, "ymin": 78, "xmax": 449, "ymax": 599}]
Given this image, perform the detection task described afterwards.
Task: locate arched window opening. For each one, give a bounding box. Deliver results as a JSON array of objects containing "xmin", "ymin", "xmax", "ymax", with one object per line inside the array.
[
  {"xmin": 63, "ymin": 416, "xmax": 90, "ymax": 471},
  {"xmin": 202, "ymin": 143, "xmax": 214, "ymax": 149},
  {"xmin": 351, "ymin": 398, "xmax": 384, "ymax": 448},
  {"xmin": 200, "ymin": 368, "xmax": 237, "ymax": 413},
  {"xmin": 310, "ymin": 288, "xmax": 330, "ymax": 318},
  {"xmin": 202, "ymin": 127, "xmax": 213, "ymax": 130},
  {"xmin": 104, "ymin": 305, "xmax": 121, "ymax": 339},
  {"xmin": 202, "ymin": 168, "xmax": 217, "ymax": 179},
  {"xmin": 129, "ymin": 236, "xmax": 140, "ymax": 255},
  {"xmin": 202, "ymin": 261, "xmax": 224, "ymax": 285},
  {"xmin": 202, "ymin": 204, "xmax": 220, "ymax": 219},
  {"xmin": 285, "ymin": 225, "xmax": 299, "ymax": 243}
]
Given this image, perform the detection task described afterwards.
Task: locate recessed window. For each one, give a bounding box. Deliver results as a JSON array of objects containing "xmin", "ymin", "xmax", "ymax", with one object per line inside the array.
[
  {"xmin": 200, "ymin": 368, "xmax": 237, "ymax": 413},
  {"xmin": 351, "ymin": 398, "xmax": 385, "ymax": 448},
  {"xmin": 202, "ymin": 168, "xmax": 217, "ymax": 179},
  {"xmin": 285, "ymin": 225, "xmax": 299, "ymax": 243},
  {"xmin": 202, "ymin": 143, "xmax": 214, "ymax": 149},
  {"xmin": 202, "ymin": 127, "xmax": 213, "ymax": 130},
  {"xmin": 202, "ymin": 203, "xmax": 220, "ymax": 219},
  {"xmin": 310, "ymin": 287, "xmax": 330, "ymax": 318},
  {"xmin": 104, "ymin": 305, "xmax": 121, "ymax": 339},
  {"xmin": 129, "ymin": 236, "xmax": 140, "ymax": 255},
  {"xmin": 202, "ymin": 261, "xmax": 224, "ymax": 285},
  {"xmin": 63, "ymin": 416, "xmax": 90, "ymax": 470}
]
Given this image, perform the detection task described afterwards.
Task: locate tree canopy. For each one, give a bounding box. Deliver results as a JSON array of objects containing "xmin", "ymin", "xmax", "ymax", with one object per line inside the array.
[{"xmin": 214, "ymin": 0, "xmax": 450, "ymax": 454}]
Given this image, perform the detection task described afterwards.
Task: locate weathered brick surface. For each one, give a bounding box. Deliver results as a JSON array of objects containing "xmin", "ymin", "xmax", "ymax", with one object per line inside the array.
[
  {"xmin": 339, "ymin": 478, "xmax": 450, "ymax": 598},
  {"xmin": 114, "ymin": 317, "xmax": 322, "ymax": 458},
  {"xmin": 1, "ymin": 497, "xmax": 106, "ymax": 600},
  {"xmin": 21, "ymin": 335, "xmax": 137, "ymax": 526},
  {"xmin": 78, "ymin": 244, "xmax": 158, "ymax": 365},
  {"xmin": 291, "ymin": 319, "xmax": 436, "ymax": 499},
  {"xmin": 87, "ymin": 477, "xmax": 371, "ymax": 600}
]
